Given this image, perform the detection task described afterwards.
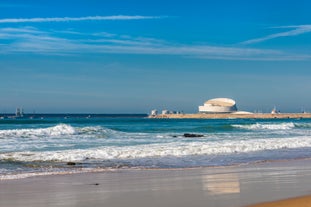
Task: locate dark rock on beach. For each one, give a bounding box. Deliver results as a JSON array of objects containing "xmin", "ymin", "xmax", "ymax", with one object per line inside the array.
[
  {"xmin": 183, "ymin": 133, "xmax": 204, "ymax": 137},
  {"xmin": 67, "ymin": 162, "xmax": 76, "ymax": 166}
]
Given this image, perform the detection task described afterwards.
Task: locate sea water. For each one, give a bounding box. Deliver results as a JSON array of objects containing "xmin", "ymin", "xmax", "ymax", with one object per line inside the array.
[{"xmin": 1, "ymin": 114, "xmax": 311, "ymax": 179}]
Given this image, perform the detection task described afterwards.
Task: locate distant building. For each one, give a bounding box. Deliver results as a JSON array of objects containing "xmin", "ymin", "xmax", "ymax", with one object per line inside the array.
[
  {"xmin": 150, "ymin": 109, "xmax": 158, "ymax": 116},
  {"xmin": 162, "ymin": 110, "xmax": 169, "ymax": 115},
  {"xmin": 199, "ymin": 98, "xmax": 238, "ymax": 113}
]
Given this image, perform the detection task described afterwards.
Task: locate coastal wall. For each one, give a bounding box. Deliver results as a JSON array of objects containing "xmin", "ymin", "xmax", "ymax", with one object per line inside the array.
[{"xmin": 149, "ymin": 113, "xmax": 311, "ymax": 119}]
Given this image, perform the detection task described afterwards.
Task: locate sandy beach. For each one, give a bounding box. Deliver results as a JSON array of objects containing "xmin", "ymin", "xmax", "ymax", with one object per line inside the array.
[
  {"xmin": 1, "ymin": 159, "xmax": 311, "ymax": 207},
  {"xmin": 249, "ymin": 195, "xmax": 311, "ymax": 207}
]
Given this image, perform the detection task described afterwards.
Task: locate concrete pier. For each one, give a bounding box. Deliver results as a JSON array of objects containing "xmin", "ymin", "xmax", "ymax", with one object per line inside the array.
[{"xmin": 149, "ymin": 113, "xmax": 311, "ymax": 119}]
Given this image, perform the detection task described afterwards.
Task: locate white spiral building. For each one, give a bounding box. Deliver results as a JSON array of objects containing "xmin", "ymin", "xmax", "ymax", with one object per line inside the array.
[{"xmin": 199, "ymin": 98, "xmax": 238, "ymax": 113}]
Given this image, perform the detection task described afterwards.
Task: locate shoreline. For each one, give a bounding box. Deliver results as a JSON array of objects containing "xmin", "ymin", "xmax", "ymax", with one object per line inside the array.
[
  {"xmin": 1, "ymin": 157, "xmax": 310, "ymax": 181},
  {"xmin": 2, "ymin": 159, "xmax": 311, "ymax": 207},
  {"xmin": 149, "ymin": 113, "xmax": 311, "ymax": 119}
]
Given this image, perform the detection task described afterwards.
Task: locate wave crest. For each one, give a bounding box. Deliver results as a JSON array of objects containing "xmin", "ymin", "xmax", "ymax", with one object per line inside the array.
[
  {"xmin": 3, "ymin": 135, "xmax": 311, "ymax": 163},
  {"xmin": 0, "ymin": 124, "xmax": 76, "ymax": 138},
  {"xmin": 232, "ymin": 123, "xmax": 296, "ymax": 130}
]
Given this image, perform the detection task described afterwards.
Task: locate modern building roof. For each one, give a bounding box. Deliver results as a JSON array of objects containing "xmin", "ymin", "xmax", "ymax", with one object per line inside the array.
[
  {"xmin": 199, "ymin": 98, "xmax": 238, "ymax": 113},
  {"xmin": 204, "ymin": 98, "xmax": 236, "ymax": 107}
]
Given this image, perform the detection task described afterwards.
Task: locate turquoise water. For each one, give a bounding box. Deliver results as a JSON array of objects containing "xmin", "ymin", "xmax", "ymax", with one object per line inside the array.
[{"xmin": 1, "ymin": 114, "xmax": 311, "ymax": 179}]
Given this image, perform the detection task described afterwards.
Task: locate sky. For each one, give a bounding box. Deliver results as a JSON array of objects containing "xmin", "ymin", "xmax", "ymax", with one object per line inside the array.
[{"xmin": 1, "ymin": 0, "xmax": 311, "ymax": 113}]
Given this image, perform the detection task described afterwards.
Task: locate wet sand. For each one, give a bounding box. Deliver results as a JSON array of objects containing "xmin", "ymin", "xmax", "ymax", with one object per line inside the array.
[{"xmin": 1, "ymin": 159, "xmax": 311, "ymax": 207}]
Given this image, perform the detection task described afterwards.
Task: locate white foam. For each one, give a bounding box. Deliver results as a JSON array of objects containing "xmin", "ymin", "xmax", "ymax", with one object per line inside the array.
[
  {"xmin": 0, "ymin": 168, "xmax": 111, "ymax": 180},
  {"xmin": 0, "ymin": 124, "xmax": 76, "ymax": 138},
  {"xmin": 233, "ymin": 122, "xmax": 296, "ymax": 130},
  {"xmin": 2, "ymin": 135, "xmax": 311, "ymax": 162}
]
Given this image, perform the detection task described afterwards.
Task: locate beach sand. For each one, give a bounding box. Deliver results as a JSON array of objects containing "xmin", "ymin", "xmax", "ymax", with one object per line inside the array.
[
  {"xmin": 1, "ymin": 159, "xmax": 311, "ymax": 207},
  {"xmin": 248, "ymin": 195, "xmax": 311, "ymax": 207}
]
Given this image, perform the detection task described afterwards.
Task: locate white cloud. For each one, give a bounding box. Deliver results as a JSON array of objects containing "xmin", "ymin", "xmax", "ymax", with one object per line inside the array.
[
  {"xmin": 241, "ymin": 25, "xmax": 311, "ymax": 44},
  {"xmin": 0, "ymin": 15, "xmax": 163, "ymax": 23},
  {"xmin": 0, "ymin": 26, "xmax": 310, "ymax": 61}
]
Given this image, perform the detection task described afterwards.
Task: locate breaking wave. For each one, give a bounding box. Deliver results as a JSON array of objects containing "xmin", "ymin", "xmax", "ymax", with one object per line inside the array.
[
  {"xmin": 232, "ymin": 123, "xmax": 297, "ymax": 130},
  {"xmin": 0, "ymin": 124, "xmax": 76, "ymax": 138},
  {"xmin": 2, "ymin": 119, "xmax": 311, "ymax": 178},
  {"xmin": 2, "ymin": 135, "xmax": 311, "ymax": 163},
  {"xmin": 0, "ymin": 124, "xmax": 118, "ymax": 139}
]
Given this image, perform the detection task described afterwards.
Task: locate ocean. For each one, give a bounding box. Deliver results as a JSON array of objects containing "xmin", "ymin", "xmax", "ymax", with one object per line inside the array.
[{"xmin": 1, "ymin": 114, "xmax": 311, "ymax": 180}]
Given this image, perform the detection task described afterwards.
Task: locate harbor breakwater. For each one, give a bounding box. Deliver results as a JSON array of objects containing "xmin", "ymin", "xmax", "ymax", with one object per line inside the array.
[{"xmin": 149, "ymin": 113, "xmax": 311, "ymax": 119}]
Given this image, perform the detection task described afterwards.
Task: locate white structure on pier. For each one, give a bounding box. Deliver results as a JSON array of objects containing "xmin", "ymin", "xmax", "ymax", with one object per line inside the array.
[
  {"xmin": 162, "ymin": 110, "xmax": 169, "ymax": 115},
  {"xmin": 150, "ymin": 109, "xmax": 158, "ymax": 116},
  {"xmin": 199, "ymin": 98, "xmax": 238, "ymax": 113}
]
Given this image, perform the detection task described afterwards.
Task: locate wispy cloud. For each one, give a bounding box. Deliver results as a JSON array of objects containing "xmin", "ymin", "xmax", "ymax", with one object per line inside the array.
[
  {"xmin": 0, "ymin": 15, "xmax": 163, "ymax": 23},
  {"xmin": 0, "ymin": 27, "xmax": 310, "ymax": 61},
  {"xmin": 241, "ymin": 25, "xmax": 311, "ymax": 44}
]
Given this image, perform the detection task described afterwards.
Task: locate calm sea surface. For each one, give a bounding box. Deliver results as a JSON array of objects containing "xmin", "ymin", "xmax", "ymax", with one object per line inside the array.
[{"xmin": 1, "ymin": 114, "xmax": 311, "ymax": 179}]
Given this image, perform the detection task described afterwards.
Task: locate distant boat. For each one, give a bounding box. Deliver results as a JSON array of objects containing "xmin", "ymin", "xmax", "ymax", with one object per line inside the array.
[
  {"xmin": 15, "ymin": 108, "xmax": 24, "ymax": 118},
  {"xmin": 271, "ymin": 106, "xmax": 280, "ymax": 114}
]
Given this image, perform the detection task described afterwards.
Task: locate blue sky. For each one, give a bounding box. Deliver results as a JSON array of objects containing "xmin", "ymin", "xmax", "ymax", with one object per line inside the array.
[{"xmin": 1, "ymin": 0, "xmax": 311, "ymax": 113}]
